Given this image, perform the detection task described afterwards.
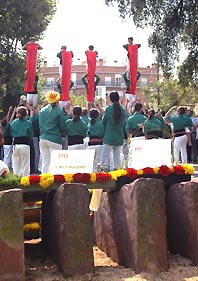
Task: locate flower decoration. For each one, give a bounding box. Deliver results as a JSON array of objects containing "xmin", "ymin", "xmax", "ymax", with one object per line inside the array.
[
  {"xmin": 159, "ymin": 165, "xmax": 171, "ymax": 177},
  {"xmin": 20, "ymin": 164, "xmax": 194, "ymax": 189},
  {"xmin": 39, "ymin": 173, "xmax": 54, "ymax": 188}
]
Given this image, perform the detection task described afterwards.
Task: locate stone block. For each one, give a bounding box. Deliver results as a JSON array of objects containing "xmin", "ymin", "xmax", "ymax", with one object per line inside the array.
[
  {"xmin": 167, "ymin": 180, "xmax": 198, "ymax": 264},
  {"xmin": 94, "ymin": 178, "xmax": 168, "ymax": 273},
  {"xmin": 47, "ymin": 183, "xmax": 94, "ymax": 276},
  {"xmin": 0, "ymin": 189, "xmax": 25, "ymax": 281}
]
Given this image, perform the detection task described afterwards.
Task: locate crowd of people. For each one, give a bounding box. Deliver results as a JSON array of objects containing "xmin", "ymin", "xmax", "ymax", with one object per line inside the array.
[{"xmin": 0, "ymin": 90, "xmax": 197, "ymax": 177}]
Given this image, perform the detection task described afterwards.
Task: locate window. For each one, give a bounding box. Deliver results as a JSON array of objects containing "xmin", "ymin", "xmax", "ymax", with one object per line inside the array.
[
  {"xmin": 71, "ymin": 73, "xmax": 76, "ymax": 86},
  {"xmin": 141, "ymin": 77, "xmax": 147, "ymax": 85},
  {"xmin": 105, "ymin": 77, "xmax": 111, "ymax": 86},
  {"xmin": 46, "ymin": 77, "xmax": 55, "ymax": 86},
  {"xmin": 115, "ymin": 74, "xmax": 121, "ymax": 86}
]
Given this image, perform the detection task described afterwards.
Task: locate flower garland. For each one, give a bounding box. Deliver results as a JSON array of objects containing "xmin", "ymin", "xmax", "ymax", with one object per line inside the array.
[{"xmin": 20, "ymin": 164, "xmax": 194, "ymax": 189}]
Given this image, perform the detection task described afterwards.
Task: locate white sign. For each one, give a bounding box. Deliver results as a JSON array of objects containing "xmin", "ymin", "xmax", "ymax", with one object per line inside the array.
[
  {"xmin": 49, "ymin": 149, "xmax": 95, "ymax": 174},
  {"xmin": 128, "ymin": 139, "xmax": 172, "ymax": 169}
]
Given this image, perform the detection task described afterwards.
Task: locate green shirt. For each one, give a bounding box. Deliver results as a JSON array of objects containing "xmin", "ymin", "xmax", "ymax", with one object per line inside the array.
[
  {"xmin": 65, "ymin": 119, "xmax": 87, "ymax": 137},
  {"xmin": 11, "ymin": 118, "xmax": 33, "ymax": 139},
  {"xmin": 102, "ymin": 104, "xmax": 128, "ymax": 146},
  {"xmin": 39, "ymin": 104, "xmax": 65, "ymax": 144},
  {"xmin": 87, "ymin": 118, "xmax": 104, "ymax": 138},
  {"xmin": 126, "ymin": 112, "xmax": 147, "ymax": 137},
  {"xmin": 168, "ymin": 114, "xmax": 193, "ymax": 131}
]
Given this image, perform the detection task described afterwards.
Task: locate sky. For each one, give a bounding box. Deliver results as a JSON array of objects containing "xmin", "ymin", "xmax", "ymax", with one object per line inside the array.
[{"xmin": 40, "ymin": 0, "xmax": 155, "ymax": 67}]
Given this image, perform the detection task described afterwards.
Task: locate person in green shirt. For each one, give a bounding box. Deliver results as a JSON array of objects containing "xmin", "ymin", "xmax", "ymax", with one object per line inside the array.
[
  {"xmin": 100, "ymin": 91, "xmax": 128, "ymax": 170},
  {"xmin": 143, "ymin": 109, "xmax": 163, "ymax": 139},
  {"xmin": 126, "ymin": 103, "xmax": 147, "ymax": 140},
  {"xmin": 39, "ymin": 91, "xmax": 65, "ymax": 173},
  {"xmin": 65, "ymin": 106, "xmax": 87, "ymax": 150},
  {"xmin": 87, "ymin": 108, "xmax": 104, "ymax": 171},
  {"xmin": 165, "ymin": 106, "xmax": 193, "ymax": 163},
  {"xmin": 11, "ymin": 106, "xmax": 34, "ymax": 176}
]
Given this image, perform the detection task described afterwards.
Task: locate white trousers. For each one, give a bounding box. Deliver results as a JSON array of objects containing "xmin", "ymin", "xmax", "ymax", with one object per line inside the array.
[
  {"xmin": 3, "ymin": 144, "xmax": 13, "ymax": 169},
  {"xmin": 173, "ymin": 135, "xmax": 188, "ymax": 164},
  {"xmin": 40, "ymin": 139, "xmax": 62, "ymax": 173},
  {"xmin": 87, "ymin": 145, "xmax": 102, "ymax": 172},
  {"xmin": 12, "ymin": 144, "xmax": 30, "ymax": 176}
]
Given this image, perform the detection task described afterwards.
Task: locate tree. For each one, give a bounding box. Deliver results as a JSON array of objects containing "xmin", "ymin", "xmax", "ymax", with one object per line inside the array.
[
  {"xmin": 0, "ymin": 0, "xmax": 56, "ymax": 111},
  {"xmin": 105, "ymin": 0, "xmax": 198, "ymax": 84},
  {"xmin": 142, "ymin": 77, "xmax": 198, "ymax": 111}
]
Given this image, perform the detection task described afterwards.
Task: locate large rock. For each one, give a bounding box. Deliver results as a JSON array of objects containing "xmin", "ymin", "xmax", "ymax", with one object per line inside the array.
[
  {"xmin": 0, "ymin": 189, "xmax": 25, "ymax": 281},
  {"xmin": 46, "ymin": 183, "xmax": 94, "ymax": 276},
  {"xmin": 167, "ymin": 179, "xmax": 198, "ymax": 264},
  {"xmin": 94, "ymin": 178, "xmax": 168, "ymax": 273}
]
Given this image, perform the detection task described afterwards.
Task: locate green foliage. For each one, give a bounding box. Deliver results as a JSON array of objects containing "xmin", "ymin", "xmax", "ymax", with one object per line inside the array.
[
  {"xmin": 0, "ymin": 0, "xmax": 57, "ymax": 112},
  {"xmin": 70, "ymin": 92, "xmax": 86, "ymax": 107},
  {"xmin": 142, "ymin": 77, "xmax": 198, "ymax": 111},
  {"xmin": 0, "ymin": 173, "xmax": 21, "ymax": 188},
  {"xmin": 105, "ymin": 0, "xmax": 198, "ymax": 84}
]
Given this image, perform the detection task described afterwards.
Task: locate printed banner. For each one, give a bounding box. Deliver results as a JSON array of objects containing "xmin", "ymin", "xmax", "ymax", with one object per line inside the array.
[{"xmin": 49, "ymin": 149, "xmax": 95, "ymax": 174}]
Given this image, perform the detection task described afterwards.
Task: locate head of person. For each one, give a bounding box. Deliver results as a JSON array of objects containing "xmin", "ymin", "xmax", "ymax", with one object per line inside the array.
[
  {"xmin": 147, "ymin": 109, "xmax": 156, "ymax": 120},
  {"xmin": 134, "ymin": 103, "xmax": 143, "ymax": 112},
  {"xmin": 128, "ymin": 37, "xmax": 133, "ymax": 44},
  {"xmin": 89, "ymin": 108, "xmax": 99, "ymax": 125},
  {"xmin": 177, "ymin": 106, "xmax": 186, "ymax": 115},
  {"xmin": 61, "ymin": 45, "xmax": 67, "ymax": 51},
  {"xmin": 17, "ymin": 106, "xmax": 28, "ymax": 119},
  {"xmin": 19, "ymin": 95, "xmax": 27, "ymax": 106},
  {"xmin": 72, "ymin": 106, "xmax": 82, "ymax": 122},
  {"xmin": 45, "ymin": 91, "xmax": 60, "ymax": 107},
  {"xmin": 88, "ymin": 45, "xmax": 94, "ymax": 51},
  {"xmin": 109, "ymin": 91, "xmax": 119, "ymax": 103}
]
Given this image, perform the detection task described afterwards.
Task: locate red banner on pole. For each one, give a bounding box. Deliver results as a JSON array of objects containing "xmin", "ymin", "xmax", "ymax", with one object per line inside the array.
[
  {"xmin": 61, "ymin": 51, "xmax": 72, "ymax": 101},
  {"xmin": 128, "ymin": 44, "xmax": 139, "ymax": 95},
  {"xmin": 86, "ymin": 51, "xmax": 97, "ymax": 102},
  {"xmin": 24, "ymin": 43, "xmax": 38, "ymax": 93}
]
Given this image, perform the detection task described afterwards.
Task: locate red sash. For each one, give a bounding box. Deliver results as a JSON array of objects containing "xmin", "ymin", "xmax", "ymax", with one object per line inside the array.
[
  {"xmin": 24, "ymin": 43, "xmax": 38, "ymax": 93},
  {"xmin": 61, "ymin": 51, "xmax": 72, "ymax": 101},
  {"xmin": 128, "ymin": 44, "xmax": 139, "ymax": 95},
  {"xmin": 86, "ymin": 51, "xmax": 97, "ymax": 102}
]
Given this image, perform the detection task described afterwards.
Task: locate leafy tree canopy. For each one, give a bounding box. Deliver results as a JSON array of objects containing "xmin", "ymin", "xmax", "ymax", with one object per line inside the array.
[
  {"xmin": 0, "ymin": 0, "xmax": 56, "ymax": 111},
  {"xmin": 105, "ymin": 0, "xmax": 198, "ymax": 85}
]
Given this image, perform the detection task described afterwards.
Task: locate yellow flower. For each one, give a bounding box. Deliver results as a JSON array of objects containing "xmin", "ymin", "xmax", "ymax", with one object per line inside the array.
[
  {"xmin": 109, "ymin": 169, "xmax": 127, "ymax": 180},
  {"xmin": 182, "ymin": 164, "xmax": 194, "ymax": 174},
  {"xmin": 24, "ymin": 222, "xmax": 40, "ymax": 231},
  {"xmin": 64, "ymin": 173, "xmax": 73, "ymax": 183},
  {"xmin": 20, "ymin": 176, "xmax": 30, "ymax": 187},
  {"xmin": 153, "ymin": 167, "xmax": 160, "ymax": 174},
  {"xmin": 169, "ymin": 166, "xmax": 174, "ymax": 173},
  {"xmin": 39, "ymin": 173, "xmax": 54, "ymax": 188},
  {"xmin": 137, "ymin": 169, "xmax": 143, "ymax": 175},
  {"xmin": 90, "ymin": 173, "xmax": 96, "ymax": 183}
]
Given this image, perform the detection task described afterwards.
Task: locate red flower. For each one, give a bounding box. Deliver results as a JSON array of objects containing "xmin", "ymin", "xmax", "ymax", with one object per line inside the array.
[
  {"xmin": 159, "ymin": 165, "xmax": 171, "ymax": 177},
  {"xmin": 29, "ymin": 175, "xmax": 40, "ymax": 185},
  {"xmin": 96, "ymin": 172, "xmax": 112, "ymax": 183},
  {"xmin": 173, "ymin": 165, "xmax": 185, "ymax": 175},
  {"xmin": 73, "ymin": 173, "xmax": 91, "ymax": 183},
  {"xmin": 142, "ymin": 167, "xmax": 155, "ymax": 174},
  {"xmin": 126, "ymin": 168, "xmax": 138, "ymax": 179},
  {"xmin": 54, "ymin": 174, "xmax": 65, "ymax": 183}
]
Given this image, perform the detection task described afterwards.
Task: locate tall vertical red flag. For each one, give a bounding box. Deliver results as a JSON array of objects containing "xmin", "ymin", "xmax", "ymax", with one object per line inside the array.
[
  {"xmin": 86, "ymin": 51, "xmax": 97, "ymax": 102},
  {"xmin": 61, "ymin": 51, "xmax": 72, "ymax": 101},
  {"xmin": 128, "ymin": 44, "xmax": 139, "ymax": 95},
  {"xmin": 24, "ymin": 42, "xmax": 38, "ymax": 93}
]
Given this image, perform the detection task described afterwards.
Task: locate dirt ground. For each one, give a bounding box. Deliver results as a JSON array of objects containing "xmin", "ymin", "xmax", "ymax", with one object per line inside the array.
[{"xmin": 25, "ymin": 241, "xmax": 198, "ymax": 281}]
